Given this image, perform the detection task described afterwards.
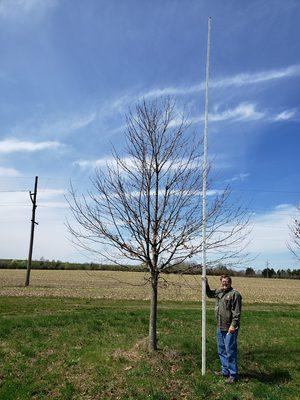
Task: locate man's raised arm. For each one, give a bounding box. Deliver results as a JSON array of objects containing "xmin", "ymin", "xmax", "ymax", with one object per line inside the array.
[{"xmin": 205, "ymin": 278, "xmax": 217, "ymax": 298}]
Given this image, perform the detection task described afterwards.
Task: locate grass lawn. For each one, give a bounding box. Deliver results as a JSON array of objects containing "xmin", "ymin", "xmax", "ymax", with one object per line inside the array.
[{"xmin": 0, "ymin": 297, "xmax": 299, "ymax": 399}]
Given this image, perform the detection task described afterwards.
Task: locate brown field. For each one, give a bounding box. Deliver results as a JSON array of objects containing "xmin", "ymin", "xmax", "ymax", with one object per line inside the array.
[{"xmin": 0, "ymin": 269, "xmax": 299, "ymax": 303}]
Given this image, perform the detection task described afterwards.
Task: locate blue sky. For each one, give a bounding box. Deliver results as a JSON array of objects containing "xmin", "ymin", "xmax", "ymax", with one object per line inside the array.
[{"xmin": 0, "ymin": 0, "xmax": 299, "ymax": 270}]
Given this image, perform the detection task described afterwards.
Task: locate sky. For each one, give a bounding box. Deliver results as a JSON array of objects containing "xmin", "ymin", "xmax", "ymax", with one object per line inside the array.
[{"xmin": 0, "ymin": 0, "xmax": 299, "ymax": 270}]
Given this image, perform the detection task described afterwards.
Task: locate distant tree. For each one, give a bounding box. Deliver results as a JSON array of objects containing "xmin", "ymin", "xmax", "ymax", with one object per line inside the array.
[
  {"xmin": 211, "ymin": 264, "xmax": 230, "ymax": 276},
  {"xmin": 291, "ymin": 269, "xmax": 300, "ymax": 279},
  {"xmin": 276, "ymin": 269, "xmax": 283, "ymax": 278},
  {"xmin": 287, "ymin": 206, "xmax": 300, "ymax": 261},
  {"xmin": 262, "ymin": 267, "xmax": 276, "ymax": 278},
  {"xmin": 245, "ymin": 267, "xmax": 255, "ymax": 276},
  {"xmin": 270, "ymin": 268, "xmax": 276, "ymax": 278},
  {"xmin": 67, "ymin": 98, "xmax": 249, "ymax": 351}
]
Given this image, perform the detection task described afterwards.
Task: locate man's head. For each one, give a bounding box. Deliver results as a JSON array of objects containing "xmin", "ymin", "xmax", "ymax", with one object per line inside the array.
[{"xmin": 220, "ymin": 275, "xmax": 232, "ymax": 291}]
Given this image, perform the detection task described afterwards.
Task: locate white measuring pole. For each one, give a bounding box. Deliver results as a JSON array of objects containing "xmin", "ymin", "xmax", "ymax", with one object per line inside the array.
[{"xmin": 202, "ymin": 16, "xmax": 212, "ymax": 376}]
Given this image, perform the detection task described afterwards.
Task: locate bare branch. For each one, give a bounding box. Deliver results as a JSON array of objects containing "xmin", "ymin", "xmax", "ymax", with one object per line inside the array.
[{"xmin": 287, "ymin": 205, "xmax": 300, "ymax": 261}]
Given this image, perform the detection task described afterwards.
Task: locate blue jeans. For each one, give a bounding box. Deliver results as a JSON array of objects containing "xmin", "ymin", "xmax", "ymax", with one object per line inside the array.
[{"xmin": 217, "ymin": 328, "xmax": 238, "ymax": 378}]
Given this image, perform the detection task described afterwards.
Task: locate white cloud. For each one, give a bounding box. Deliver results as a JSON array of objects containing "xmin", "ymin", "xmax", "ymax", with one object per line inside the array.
[
  {"xmin": 210, "ymin": 103, "xmax": 265, "ymax": 122},
  {"xmin": 248, "ymin": 204, "xmax": 296, "ymax": 253},
  {"xmin": 39, "ymin": 189, "xmax": 65, "ymax": 198},
  {"xmin": 0, "ymin": 188, "xmax": 65, "ymax": 205},
  {"xmin": 11, "ymin": 110, "xmax": 97, "ymax": 139},
  {"xmin": 141, "ymin": 64, "xmax": 300, "ymax": 99},
  {"xmin": 11, "ymin": 64, "xmax": 296, "ymax": 143},
  {"xmin": 143, "ymin": 86, "xmax": 199, "ymax": 99},
  {"xmin": 275, "ymin": 204, "xmax": 292, "ymax": 210},
  {"xmin": 206, "ymin": 189, "xmax": 225, "ymax": 196},
  {"xmin": 39, "ymin": 201, "xmax": 68, "ymax": 208},
  {"xmin": 0, "ymin": 167, "xmax": 22, "ymax": 177},
  {"xmin": 272, "ymin": 109, "xmax": 297, "ymax": 121},
  {"xmin": 66, "ymin": 112, "xmax": 97, "ymax": 131},
  {"xmin": 0, "ymin": 191, "xmax": 29, "ymax": 206},
  {"xmin": 225, "ymin": 173, "xmax": 250, "ymax": 183},
  {"xmin": 71, "ymin": 100, "xmax": 295, "ymax": 155},
  {"xmin": 0, "ymin": 139, "xmax": 61, "ymax": 153},
  {"xmin": 0, "ymin": 0, "xmax": 57, "ymax": 18},
  {"xmin": 148, "ymin": 103, "xmax": 265, "ymax": 129},
  {"xmin": 74, "ymin": 156, "xmax": 202, "ymax": 173},
  {"xmin": 91, "ymin": 65, "xmax": 300, "ymax": 124},
  {"xmin": 81, "ymin": 69, "xmax": 299, "ymax": 136},
  {"xmin": 210, "ymin": 64, "xmax": 300, "ymax": 89},
  {"xmin": 0, "ymin": 189, "xmax": 72, "ymax": 260},
  {"xmin": 74, "ymin": 156, "xmax": 124, "ymax": 170},
  {"xmin": 178, "ymin": 103, "xmax": 265, "ymax": 127},
  {"xmin": 184, "ymin": 103, "xmax": 297, "ymax": 126}
]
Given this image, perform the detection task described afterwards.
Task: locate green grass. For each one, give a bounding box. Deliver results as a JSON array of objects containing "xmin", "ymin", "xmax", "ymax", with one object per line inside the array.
[{"xmin": 0, "ymin": 297, "xmax": 299, "ymax": 399}]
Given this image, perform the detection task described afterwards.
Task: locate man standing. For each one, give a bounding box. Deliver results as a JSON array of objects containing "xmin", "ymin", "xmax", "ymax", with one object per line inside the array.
[{"xmin": 206, "ymin": 275, "xmax": 242, "ymax": 384}]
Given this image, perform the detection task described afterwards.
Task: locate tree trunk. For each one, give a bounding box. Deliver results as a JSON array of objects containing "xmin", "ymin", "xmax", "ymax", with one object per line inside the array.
[{"xmin": 149, "ymin": 271, "xmax": 158, "ymax": 351}]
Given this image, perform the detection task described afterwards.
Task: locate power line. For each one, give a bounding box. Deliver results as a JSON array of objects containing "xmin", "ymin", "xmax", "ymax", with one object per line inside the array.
[
  {"xmin": 0, "ymin": 204, "xmax": 31, "ymax": 207},
  {"xmin": 0, "ymin": 190, "xmax": 29, "ymax": 193}
]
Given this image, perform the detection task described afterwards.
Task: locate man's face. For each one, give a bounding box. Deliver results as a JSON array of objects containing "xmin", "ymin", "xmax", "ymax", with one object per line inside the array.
[{"xmin": 221, "ymin": 278, "xmax": 231, "ymax": 291}]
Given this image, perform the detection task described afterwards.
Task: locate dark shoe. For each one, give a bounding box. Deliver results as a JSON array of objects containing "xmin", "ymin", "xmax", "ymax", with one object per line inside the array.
[
  {"xmin": 214, "ymin": 371, "xmax": 229, "ymax": 378},
  {"xmin": 226, "ymin": 376, "xmax": 237, "ymax": 384}
]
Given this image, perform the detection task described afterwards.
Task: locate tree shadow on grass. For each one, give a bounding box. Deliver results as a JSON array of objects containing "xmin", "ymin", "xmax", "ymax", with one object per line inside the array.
[{"xmin": 239, "ymin": 369, "xmax": 292, "ymax": 384}]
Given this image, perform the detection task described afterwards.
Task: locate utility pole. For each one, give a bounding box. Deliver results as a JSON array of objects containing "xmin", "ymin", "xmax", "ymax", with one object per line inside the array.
[
  {"xmin": 25, "ymin": 176, "xmax": 38, "ymax": 287},
  {"xmin": 202, "ymin": 16, "xmax": 212, "ymax": 376}
]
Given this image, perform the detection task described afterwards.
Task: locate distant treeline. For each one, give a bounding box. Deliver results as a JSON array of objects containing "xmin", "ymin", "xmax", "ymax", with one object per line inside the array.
[
  {"xmin": 0, "ymin": 259, "xmax": 146, "ymax": 272},
  {"xmin": 0, "ymin": 259, "xmax": 299, "ymax": 279}
]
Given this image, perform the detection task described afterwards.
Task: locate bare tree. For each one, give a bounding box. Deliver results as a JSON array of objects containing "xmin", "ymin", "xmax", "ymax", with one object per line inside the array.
[
  {"xmin": 67, "ymin": 98, "xmax": 249, "ymax": 351},
  {"xmin": 287, "ymin": 206, "xmax": 300, "ymax": 261}
]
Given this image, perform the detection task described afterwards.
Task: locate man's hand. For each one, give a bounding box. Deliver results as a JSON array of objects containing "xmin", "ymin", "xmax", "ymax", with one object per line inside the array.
[{"xmin": 228, "ymin": 326, "xmax": 235, "ymax": 334}]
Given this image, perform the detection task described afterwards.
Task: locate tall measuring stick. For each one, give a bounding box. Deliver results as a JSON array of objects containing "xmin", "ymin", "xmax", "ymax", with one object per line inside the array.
[
  {"xmin": 202, "ymin": 16, "xmax": 212, "ymax": 376},
  {"xmin": 25, "ymin": 176, "xmax": 38, "ymax": 287}
]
